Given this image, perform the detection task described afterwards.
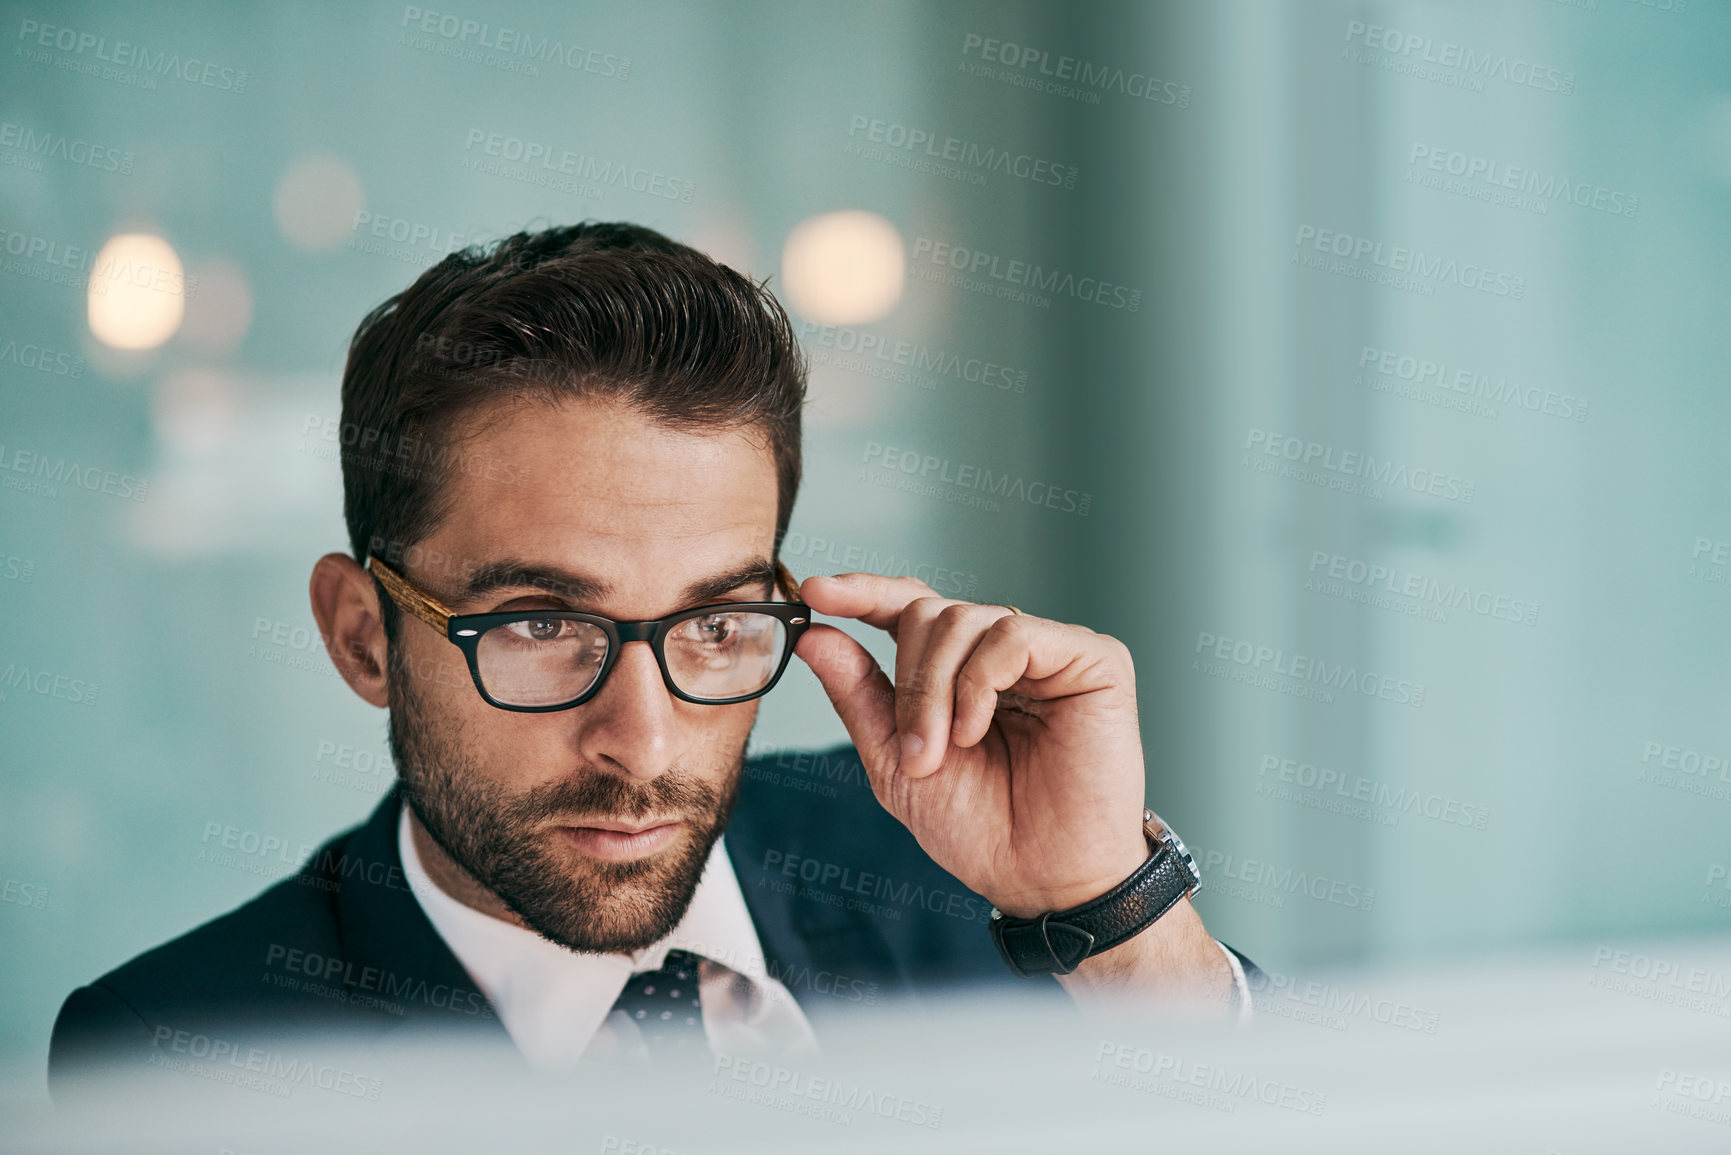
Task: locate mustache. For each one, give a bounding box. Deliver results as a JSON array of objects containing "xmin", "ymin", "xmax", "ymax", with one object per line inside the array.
[{"xmin": 503, "ymin": 764, "xmax": 727, "ymax": 826}]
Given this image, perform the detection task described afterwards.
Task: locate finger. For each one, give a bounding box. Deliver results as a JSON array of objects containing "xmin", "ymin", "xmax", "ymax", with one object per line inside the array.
[
  {"xmin": 895, "ymin": 602, "xmax": 1017, "ymax": 778},
  {"xmin": 950, "ymin": 617, "xmax": 1129, "ymax": 748},
  {"xmin": 796, "ymin": 572, "xmax": 940, "ymax": 639},
  {"xmin": 949, "ymin": 616, "xmax": 1035, "ymax": 750},
  {"xmin": 791, "ymin": 623, "xmax": 901, "ymax": 785}
]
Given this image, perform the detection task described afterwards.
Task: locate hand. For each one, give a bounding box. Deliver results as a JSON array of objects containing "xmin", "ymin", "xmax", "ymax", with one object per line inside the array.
[{"xmin": 791, "ymin": 572, "xmax": 1152, "ymax": 919}]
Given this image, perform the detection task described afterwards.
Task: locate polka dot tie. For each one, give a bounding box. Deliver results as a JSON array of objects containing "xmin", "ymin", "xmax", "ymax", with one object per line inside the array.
[{"xmin": 610, "ymin": 948, "xmax": 707, "ymax": 1063}]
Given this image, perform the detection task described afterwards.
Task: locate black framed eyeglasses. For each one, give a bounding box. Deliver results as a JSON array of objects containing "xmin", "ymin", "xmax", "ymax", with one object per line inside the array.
[{"xmin": 366, "ymin": 556, "xmax": 810, "ymax": 712}]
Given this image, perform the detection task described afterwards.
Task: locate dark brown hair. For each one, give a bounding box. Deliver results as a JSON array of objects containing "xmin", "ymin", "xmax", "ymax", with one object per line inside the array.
[{"xmin": 337, "ymin": 221, "xmax": 807, "ymax": 637}]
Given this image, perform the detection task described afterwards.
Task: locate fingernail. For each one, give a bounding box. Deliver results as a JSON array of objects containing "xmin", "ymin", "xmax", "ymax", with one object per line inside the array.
[{"xmin": 900, "ymin": 732, "xmax": 924, "ymax": 765}]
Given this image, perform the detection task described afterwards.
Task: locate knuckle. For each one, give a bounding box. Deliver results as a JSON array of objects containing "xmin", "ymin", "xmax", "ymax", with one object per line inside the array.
[
  {"xmin": 900, "ymin": 664, "xmax": 940, "ymax": 702},
  {"xmin": 909, "ymin": 595, "xmax": 952, "ymax": 620},
  {"xmin": 953, "ymin": 670, "xmax": 990, "ymax": 710},
  {"xmin": 935, "ymin": 601, "xmax": 977, "ymax": 629}
]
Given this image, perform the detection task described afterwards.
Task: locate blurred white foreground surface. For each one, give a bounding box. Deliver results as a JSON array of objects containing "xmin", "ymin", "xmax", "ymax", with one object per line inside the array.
[{"xmin": 6, "ymin": 935, "xmax": 1731, "ymax": 1154}]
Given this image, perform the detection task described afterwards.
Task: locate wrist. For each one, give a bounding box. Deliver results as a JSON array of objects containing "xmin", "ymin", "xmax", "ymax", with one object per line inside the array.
[
  {"xmin": 990, "ymin": 836, "xmax": 1149, "ymax": 919},
  {"xmin": 1054, "ymin": 896, "xmax": 1233, "ymax": 1008},
  {"xmin": 987, "ymin": 808, "xmax": 1205, "ymax": 979}
]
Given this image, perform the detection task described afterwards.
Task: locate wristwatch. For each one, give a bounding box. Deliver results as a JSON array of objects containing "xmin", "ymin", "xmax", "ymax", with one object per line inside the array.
[{"xmin": 988, "ymin": 808, "xmax": 1203, "ymax": 978}]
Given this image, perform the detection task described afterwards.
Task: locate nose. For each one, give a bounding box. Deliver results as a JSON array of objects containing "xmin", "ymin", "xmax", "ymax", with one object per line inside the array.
[{"xmin": 575, "ymin": 639, "xmax": 678, "ymax": 782}]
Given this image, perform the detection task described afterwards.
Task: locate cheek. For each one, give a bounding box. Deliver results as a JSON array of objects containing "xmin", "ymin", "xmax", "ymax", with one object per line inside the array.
[
  {"xmin": 396, "ymin": 632, "xmax": 589, "ymax": 784},
  {"xmin": 703, "ymin": 702, "xmax": 762, "ymax": 787},
  {"xmin": 698, "ymin": 699, "xmax": 759, "ymax": 747},
  {"xmin": 394, "ymin": 627, "xmax": 482, "ymax": 710},
  {"xmin": 392, "ymin": 632, "xmax": 532, "ymax": 770}
]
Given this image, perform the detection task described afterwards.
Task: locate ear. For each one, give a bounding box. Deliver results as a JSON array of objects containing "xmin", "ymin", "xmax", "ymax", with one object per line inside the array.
[{"xmin": 309, "ymin": 552, "xmax": 390, "ymax": 709}]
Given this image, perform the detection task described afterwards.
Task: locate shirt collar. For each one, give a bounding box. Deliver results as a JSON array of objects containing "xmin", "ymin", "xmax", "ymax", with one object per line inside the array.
[{"xmin": 396, "ymin": 801, "xmax": 777, "ymax": 1063}]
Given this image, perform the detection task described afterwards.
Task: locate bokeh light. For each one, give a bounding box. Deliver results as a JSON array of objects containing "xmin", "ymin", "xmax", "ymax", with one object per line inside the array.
[
  {"xmin": 85, "ymin": 233, "xmax": 186, "ymax": 350},
  {"xmin": 273, "ymin": 153, "xmax": 365, "ymax": 250},
  {"xmin": 780, "ymin": 210, "xmax": 904, "ymax": 324},
  {"xmin": 152, "ymin": 366, "xmax": 241, "ymax": 451}
]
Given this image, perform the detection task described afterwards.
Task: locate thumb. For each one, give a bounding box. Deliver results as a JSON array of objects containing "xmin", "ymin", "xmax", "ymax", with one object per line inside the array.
[{"xmin": 792, "ymin": 623, "xmax": 900, "ymax": 780}]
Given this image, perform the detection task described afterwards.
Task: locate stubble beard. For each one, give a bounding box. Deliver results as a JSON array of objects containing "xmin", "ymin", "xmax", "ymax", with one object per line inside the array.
[{"xmin": 385, "ymin": 643, "xmax": 744, "ymax": 955}]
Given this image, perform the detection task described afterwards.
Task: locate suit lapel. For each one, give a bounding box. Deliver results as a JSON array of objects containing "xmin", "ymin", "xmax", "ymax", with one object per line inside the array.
[
  {"xmin": 723, "ymin": 789, "xmax": 912, "ymax": 1027},
  {"xmin": 330, "ymin": 786, "xmax": 517, "ymax": 1055}
]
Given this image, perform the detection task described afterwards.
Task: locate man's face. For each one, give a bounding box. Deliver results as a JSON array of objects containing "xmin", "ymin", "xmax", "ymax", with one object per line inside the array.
[{"xmin": 384, "ymin": 394, "xmax": 781, "ymax": 954}]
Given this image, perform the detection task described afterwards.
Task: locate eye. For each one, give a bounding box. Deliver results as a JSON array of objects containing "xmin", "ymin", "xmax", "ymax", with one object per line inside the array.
[
  {"xmin": 505, "ymin": 617, "xmax": 574, "ymax": 642},
  {"xmin": 696, "ymin": 614, "xmax": 735, "ymax": 643}
]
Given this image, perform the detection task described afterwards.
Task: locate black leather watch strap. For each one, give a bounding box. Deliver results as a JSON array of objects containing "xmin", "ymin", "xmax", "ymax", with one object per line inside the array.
[{"xmin": 989, "ymin": 810, "xmax": 1201, "ymax": 978}]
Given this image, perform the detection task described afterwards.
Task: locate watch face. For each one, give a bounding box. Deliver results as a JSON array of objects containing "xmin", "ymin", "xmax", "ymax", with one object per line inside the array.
[{"xmin": 1165, "ymin": 828, "xmax": 1202, "ymax": 886}]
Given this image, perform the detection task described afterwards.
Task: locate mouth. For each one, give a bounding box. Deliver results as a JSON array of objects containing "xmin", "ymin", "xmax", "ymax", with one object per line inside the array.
[{"xmin": 556, "ymin": 818, "xmax": 684, "ymax": 862}]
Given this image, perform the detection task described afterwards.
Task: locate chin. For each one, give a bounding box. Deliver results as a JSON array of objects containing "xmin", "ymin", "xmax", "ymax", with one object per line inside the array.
[{"xmin": 505, "ymin": 829, "xmax": 709, "ymax": 954}]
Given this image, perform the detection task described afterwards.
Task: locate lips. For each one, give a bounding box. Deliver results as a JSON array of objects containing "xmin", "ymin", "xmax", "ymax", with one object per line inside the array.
[
  {"xmin": 573, "ymin": 817, "xmax": 680, "ymax": 835},
  {"xmin": 557, "ymin": 818, "xmax": 684, "ymax": 862}
]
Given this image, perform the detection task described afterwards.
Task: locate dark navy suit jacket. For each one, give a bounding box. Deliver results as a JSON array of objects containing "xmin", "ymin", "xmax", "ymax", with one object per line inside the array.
[{"xmin": 48, "ymin": 741, "xmax": 1259, "ymax": 1097}]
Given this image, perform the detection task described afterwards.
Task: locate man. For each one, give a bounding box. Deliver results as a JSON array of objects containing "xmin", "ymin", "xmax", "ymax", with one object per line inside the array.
[{"xmin": 49, "ymin": 221, "xmax": 1258, "ymax": 1095}]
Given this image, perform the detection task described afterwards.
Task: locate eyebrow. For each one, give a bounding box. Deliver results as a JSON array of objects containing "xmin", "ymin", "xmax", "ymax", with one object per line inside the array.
[{"xmin": 457, "ymin": 557, "xmax": 777, "ymax": 612}]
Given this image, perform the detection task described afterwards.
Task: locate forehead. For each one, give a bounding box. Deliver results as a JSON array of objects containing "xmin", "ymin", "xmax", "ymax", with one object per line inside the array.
[{"xmin": 430, "ymin": 395, "xmax": 779, "ymax": 606}]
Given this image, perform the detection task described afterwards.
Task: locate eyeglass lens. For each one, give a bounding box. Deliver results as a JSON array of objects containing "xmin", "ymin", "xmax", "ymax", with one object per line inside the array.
[{"xmin": 473, "ymin": 610, "xmax": 789, "ymax": 707}]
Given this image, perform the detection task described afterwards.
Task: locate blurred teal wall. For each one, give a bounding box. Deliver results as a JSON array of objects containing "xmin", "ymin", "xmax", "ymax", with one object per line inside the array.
[{"xmin": 2, "ymin": 0, "xmax": 1728, "ymax": 1074}]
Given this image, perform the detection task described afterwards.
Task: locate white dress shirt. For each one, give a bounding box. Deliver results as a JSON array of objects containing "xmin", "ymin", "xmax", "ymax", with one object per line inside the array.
[
  {"xmin": 397, "ymin": 803, "xmax": 822, "ymax": 1069},
  {"xmin": 398, "ymin": 804, "xmax": 1253, "ymax": 1069},
  {"xmin": 1222, "ymin": 941, "xmax": 1253, "ymax": 1023}
]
